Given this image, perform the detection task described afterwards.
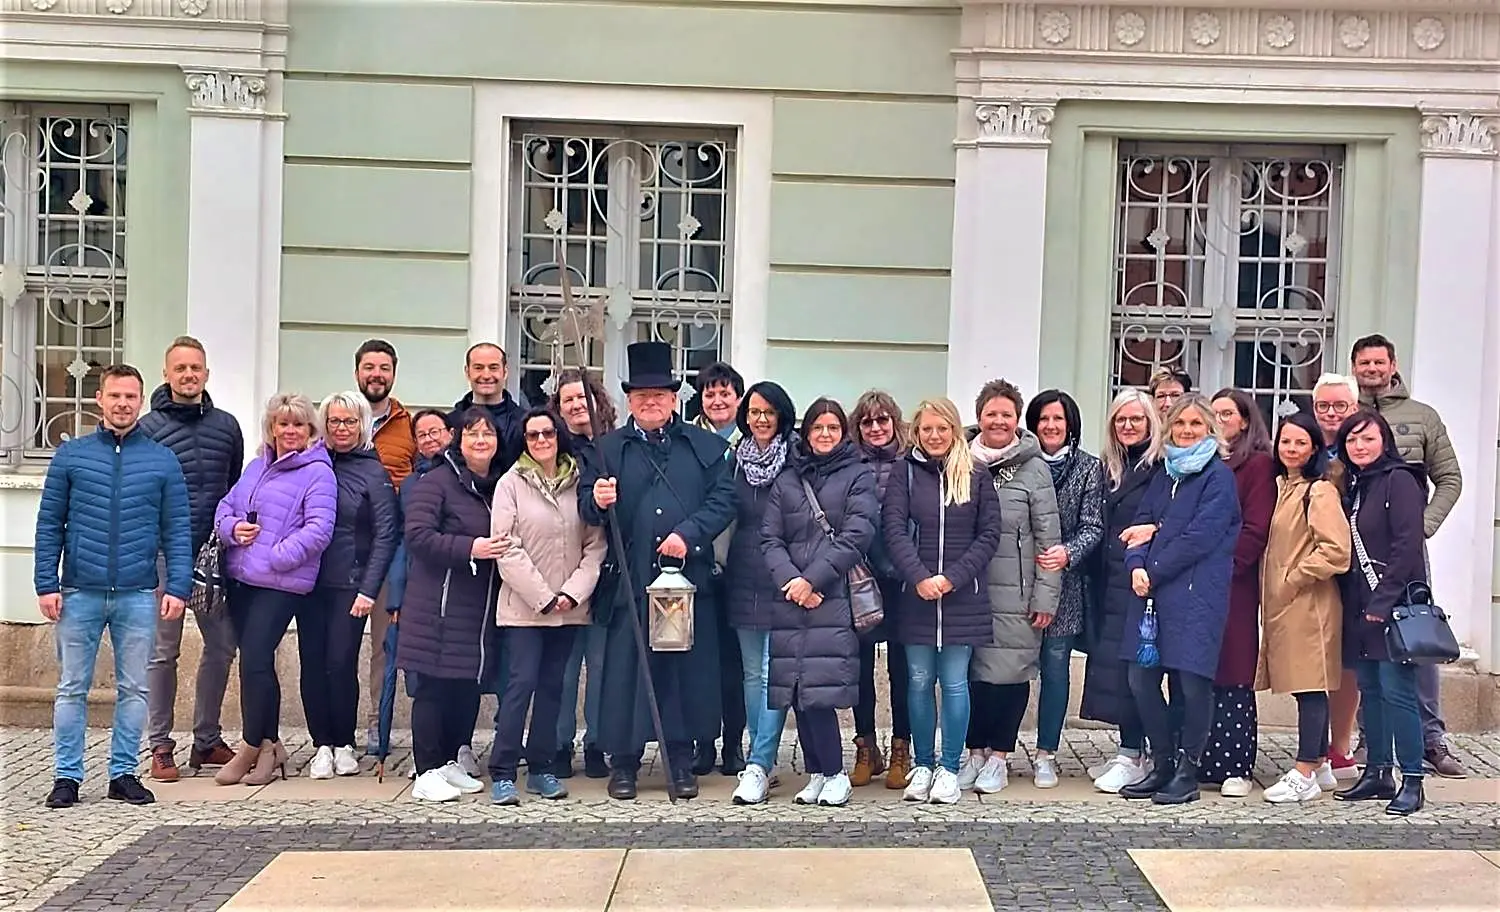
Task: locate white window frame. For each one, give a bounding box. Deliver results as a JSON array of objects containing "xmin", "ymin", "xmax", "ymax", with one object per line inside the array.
[{"xmin": 472, "ymin": 84, "xmax": 772, "ymax": 408}]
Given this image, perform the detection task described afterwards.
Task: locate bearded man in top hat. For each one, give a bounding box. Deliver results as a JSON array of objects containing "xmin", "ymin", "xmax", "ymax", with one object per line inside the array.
[{"xmin": 580, "ymin": 341, "xmax": 737, "ymax": 801}]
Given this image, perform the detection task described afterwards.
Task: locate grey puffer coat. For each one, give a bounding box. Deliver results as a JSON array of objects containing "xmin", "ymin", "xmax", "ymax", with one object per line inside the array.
[
  {"xmin": 1044, "ymin": 448, "xmax": 1106, "ymax": 639},
  {"xmin": 968, "ymin": 430, "xmax": 1063, "ymax": 686},
  {"xmin": 761, "ymin": 442, "xmax": 877, "ymax": 711}
]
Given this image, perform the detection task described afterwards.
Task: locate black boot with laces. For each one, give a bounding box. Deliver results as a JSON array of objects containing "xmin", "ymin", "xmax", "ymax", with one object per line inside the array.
[{"xmin": 107, "ymin": 774, "xmax": 156, "ymax": 805}]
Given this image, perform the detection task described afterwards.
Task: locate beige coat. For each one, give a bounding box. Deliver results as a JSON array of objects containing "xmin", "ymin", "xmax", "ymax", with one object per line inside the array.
[
  {"xmin": 490, "ymin": 458, "xmax": 606, "ymax": 627},
  {"xmin": 1255, "ymin": 475, "xmax": 1351, "ymax": 694}
]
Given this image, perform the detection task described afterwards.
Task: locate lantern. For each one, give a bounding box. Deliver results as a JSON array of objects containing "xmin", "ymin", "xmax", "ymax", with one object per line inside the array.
[{"xmin": 646, "ymin": 560, "xmax": 696, "ymax": 652}]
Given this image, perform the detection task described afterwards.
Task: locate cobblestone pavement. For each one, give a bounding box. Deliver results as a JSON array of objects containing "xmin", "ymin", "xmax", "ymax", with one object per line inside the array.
[{"xmin": 3, "ymin": 726, "xmax": 1497, "ymax": 910}]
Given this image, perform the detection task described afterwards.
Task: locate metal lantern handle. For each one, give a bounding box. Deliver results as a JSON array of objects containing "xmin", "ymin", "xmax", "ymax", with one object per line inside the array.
[{"xmin": 656, "ymin": 555, "xmax": 688, "ymax": 575}]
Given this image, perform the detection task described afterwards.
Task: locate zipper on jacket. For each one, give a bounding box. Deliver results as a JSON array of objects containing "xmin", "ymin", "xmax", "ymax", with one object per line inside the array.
[
  {"xmin": 936, "ymin": 476, "xmax": 947, "ymax": 649},
  {"xmin": 477, "ymin": 565, "xmax": 495, "ymax": 685},
  {"xmin": 439, "ymin": 569, "xmax": 452, "ymax": 617},
  {"xmin": 108, "ymin": 438, "xmax": 123, "ymax": 589}
]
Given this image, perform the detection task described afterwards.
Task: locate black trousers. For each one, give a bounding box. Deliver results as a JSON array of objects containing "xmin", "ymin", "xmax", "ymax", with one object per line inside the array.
[
  {"xmin": 797, "ymin": 707, "xmax": 845, "ymax": 775},
  {"xmin": 228, "ymin": 584, "xmax": 300, "ymax": 746},
  {"xmin": 1294, "ymin": 691, "xmax": 1331, "ymax": 764},
  {"xmin": 967, "ymin": 681, "xmax": 1029, "ymax": 753},
  {"xmin": 295, "ymin": 586, "xmax": 367, "ymax": 749},
  {"xmin": 855, "ymin": 640, "xmax": 910, "ymax": 740},
  {"xmin": 411, "ymin": 676, "xmax": 481, "ymax": 774},
  {"xmin": 489, "ymin": 626, "xmax": 578, "ymax": 781},
  {"xmin": 717, "ymin": 600, "xmax": 746, "ymax": 745},
  {"xmin": 1129, "ymin": 664, "xmax": 1214, "ymax": 763}
]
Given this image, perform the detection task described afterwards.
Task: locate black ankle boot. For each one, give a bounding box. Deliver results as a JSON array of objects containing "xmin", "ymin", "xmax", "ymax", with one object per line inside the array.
[
  {"xmin": 1385, "ymin": 775, "xmax": 1424, "ymax": 816},
  {"xmin": 720, "ymin": 740, "xmax": 746, "ymax": 776},
  {"xmin": 692, "ymin": 741, "xmax": 717, "ymax": 776},
  {"xmin": 1120, "ymin": 754, "xmax": 1176, "ymax": 800},
  {"xmin": 1152, "ymin": 750, "xmax": 1200, "ymax": 805},
  {"xmin": 1335, "ymin": 765, "xmax": 1397, "ymax": 801},
  {"xmin": 607, "ymin": 768, "xmax": 638, "ymax": 800},
  {"xmin": 670, "ymin": 769, "xmax": 699, "ymax": 800}
]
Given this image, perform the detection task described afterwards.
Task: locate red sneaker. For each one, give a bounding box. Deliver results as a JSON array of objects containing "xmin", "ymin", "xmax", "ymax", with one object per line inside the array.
[{"xmin": 1328, "ymin": 752, "xmax": 1360, "ymax": 780}]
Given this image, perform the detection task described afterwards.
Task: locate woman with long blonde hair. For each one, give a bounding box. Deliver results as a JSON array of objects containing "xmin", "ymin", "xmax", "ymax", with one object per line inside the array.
[{"xmin": 880, "ymin": 397, "xmax": 1001, "ymax": 804}]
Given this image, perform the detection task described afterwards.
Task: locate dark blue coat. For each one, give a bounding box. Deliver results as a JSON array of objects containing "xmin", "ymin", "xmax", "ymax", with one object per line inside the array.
[
  {"xmin": 137, "ymin": 384, "xmax": 244, "ymax": 551},
  {"xmin": 385, "ymin": 453, "xmax": 440, "ymax": 612},
  {"xmin": 316, "ymin": 446, "xmax": 400, "ymax": 598},
  {"xmin": 725, "ymin": 465, "xmax": 787, "ymax": 631},
  {"xmin": 34, "ymin": 424, "xmax": 193, "ymax": 599},
  {"xmin": 1120, "ymin": 456, "xmax": 1241, "ymax": 680},
  {"xmin": 451, "ymin": 391, "xmax": 526, "ymax": 477}
]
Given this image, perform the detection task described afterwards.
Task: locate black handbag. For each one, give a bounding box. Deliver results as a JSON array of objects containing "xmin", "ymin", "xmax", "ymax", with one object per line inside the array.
[
  {"xmin": 1349, "ymin": 493, "xmax": 1460, "ymax": 666},
  {"xmin": 800, "ymin": 477, "xmax": 884, "ymax": 635},
  {"xmin": 186, "ymin": 538, "xmax": 228, "ymax": 619}
]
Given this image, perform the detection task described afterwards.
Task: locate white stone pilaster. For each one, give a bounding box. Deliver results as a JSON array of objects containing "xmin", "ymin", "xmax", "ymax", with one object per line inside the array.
[
  {"xmin": 947, "ymin": 100, "xmax": 1054, "ymax": 407},
  {"xmin": 181, "ymin": 69, "xmax": 283, "ymax": 446},
  {"xmin": 1409, "ymin": 110, "xmax": 1500, "ymax": 669}
]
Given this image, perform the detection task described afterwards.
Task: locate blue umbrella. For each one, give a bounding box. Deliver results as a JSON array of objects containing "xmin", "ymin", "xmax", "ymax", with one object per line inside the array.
[{"xmin": 375, "ymin": 617, "xmax": 401, "ymax": 782}]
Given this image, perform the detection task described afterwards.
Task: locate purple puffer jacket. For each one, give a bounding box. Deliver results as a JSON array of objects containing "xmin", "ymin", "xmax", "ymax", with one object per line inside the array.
[{"xmin": 214, "ymin": 442, "xmax": 337, "ymax": 595}]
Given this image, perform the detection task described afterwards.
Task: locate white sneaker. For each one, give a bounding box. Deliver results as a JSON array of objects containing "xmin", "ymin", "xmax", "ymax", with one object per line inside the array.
[
  {"xmin": 732, "ymin": 764, "xmax": 771, "ymax": 805},
  {"xmin": 1315, "ymin": 762, "xmax": 1338, "ymax": 790},
  {"xmin": 956, "ymin": 753, "xmax": 985, "ymax": 791},
  {"xmin": 794, "ymin": 774, "xmax": 826, "ymax": 805},
  {"xmin": 1093, "ymin": 755, "xmax": 1149, "ymax": 794},
  {"xmin": 1220, "ymin": 776, "xmax": 1254, "ymax": 798},
  {"xmin": 817, "ymin": 772, "xmax": 852, "ymax": 807},
  {"xmin": 975, "ymin": 755, "xmax": 1009, "ymax": 794},
  {"xmin": 309, "ymin": 745, "xmax": 335, "ymax": 780},
  {"xmin": 456, "ymin": 745, "xmax": 483, "ymax": 780},
  {"xmin": 928, "ymin": 767, "xmax": 962, "ymax": 804},
  {"xmin": 438, "ymin": 761, "xmax": 484, "ymax": 794},
  {"xmin": 411, "ymin": 768, "xmax": 462, "ymax": 802},
  {"xmin": 1087, "ymin": 759, "xmax": 1112, "ymax": 780},
  {"xmin": 1033, "ymin": 755, "xmax": 1059, "ymax": 789},
  {"xmin": 1263, "ymin": 769, "xmax": 1321, "ymax": 804},
  {"xmin": 902, "ymin": 766, "xmax": 934, "ymax": 802},
  {"xmin": 333, "ymin": 745, "xmax": 360, "ymax": 777}
]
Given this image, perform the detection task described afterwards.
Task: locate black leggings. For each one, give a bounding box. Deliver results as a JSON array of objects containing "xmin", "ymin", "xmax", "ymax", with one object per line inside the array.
[
  {"xmin": 967, "ymin": 681, "xmax": 1029, "ymax": 753},
  {"xmin": 229, "ymin": 584, "xmax": 300, "ymax": 745},
  {"xmin": 797, "ymin": 707, "xmax": 845, "ymax": 775},
  {"xmin": 411, "ymin": 676, "xmax": 481, "ymax": 774},
  {"xmin": 855, "ymin": 640, "xmax": 910, "ymax": 740},
  {"xmin": 1129, "ymin": 664, "xmax": 1214, "ymax": 762},
  {"xmin": 1294, "ymin": 691, "xmax": 1331, "ymax": 764},
  {"xmin": 296, "ymin": 586, "xmax": 367, "ymax": 749}
]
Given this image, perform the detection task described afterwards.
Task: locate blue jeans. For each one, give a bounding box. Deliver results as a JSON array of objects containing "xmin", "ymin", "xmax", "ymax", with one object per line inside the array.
[
  {"xmin": 54, "ymin": 588, "xmax": 157, "ymax": 782},
  {"xmin": 1355, "ymin": 659, "xmax": 1425, "ymax": 777},
  {"xmin": 906, "ymin": 644, "xmax": 973, "ymax": 773},
  {"xmin": 1036, "ymin": 634, "xmax": 1074, "ymax": 753},
  {"xmin": 557, "ymin": 624, "xmax": 606, "ymax": 752},
  {"xmin": 736, "ymin": 628, "xmax": 787, "ymax": 771}
]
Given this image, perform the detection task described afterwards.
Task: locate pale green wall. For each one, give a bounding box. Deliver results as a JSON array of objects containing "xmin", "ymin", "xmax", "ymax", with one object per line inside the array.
[
  {"xmin": 1037, "ymin": 101, "xmax": 1423, "ymax": 451},
  {"xmin": 282, "ymin": 0, "xmax": 959, "ymax": 411}
]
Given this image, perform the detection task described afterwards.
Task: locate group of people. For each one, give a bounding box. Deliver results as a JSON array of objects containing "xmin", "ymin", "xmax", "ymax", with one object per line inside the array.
[{"xmin": 35, "ymin": 331, "xmax": 1466, "ymax": 817}]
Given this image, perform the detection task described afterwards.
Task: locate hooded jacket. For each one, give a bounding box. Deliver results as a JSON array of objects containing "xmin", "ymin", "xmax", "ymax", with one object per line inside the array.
[
  {"xmin": 492, "ymin": 454, "xmax": 607, "ymax": 627},
  {"xmin": 316, "ymin": 445, "xmax": 400, "ymax": 598},
  {"xmin": 214, "ymin": 442, "xmax": 338, "ymax": 595},
  {"xmin": 137, "ymin": 384, "xmax": 244, "ymax": 550},
  {"xmin": 1361, "ymin": 375, "xmax": 1462, "ymax": 539}
]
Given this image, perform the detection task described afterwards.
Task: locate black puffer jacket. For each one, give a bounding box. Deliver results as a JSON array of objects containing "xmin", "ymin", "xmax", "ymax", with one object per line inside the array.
[
  {"xmin": 881, "ymin": 450, "xmax": 1002, "ymax": 648},
  {"xmin": 137, "ymin": 384, "xmax": 244, "ymax": 550},
  {"xmin": 316, "ymin": 446, "xmax": 400, "ymax": 598},
  {"xmin": 761, "ymin": 442, "xmax": 877, "ymax": 710},
  {"xmin": 725, "ymin": 463, "xmax": 789, "ymax": 630}
]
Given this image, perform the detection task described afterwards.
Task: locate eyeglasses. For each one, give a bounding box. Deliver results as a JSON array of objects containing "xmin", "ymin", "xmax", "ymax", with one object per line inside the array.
[
  {"xmin": 859, "ymin": 415, "xmax": 892, "ymax": 428},
  {"xmin": 809, "ymin": 424, "xmax": 842, "ymax": 436},
  {"xmin": 746, "ymin": 408, "xmax": 778, "ymax": 422},
  {"xmin": 415, "ymin": 429, "xmax": 447, "ymax": 442},
  {"xmin": 1153, "ymin": 390, "xmax": 1184, "ymax": 403},
  {"xmin": 462, "ymin": 428, "xmax": 497, "ymax": 440},
  {"xmin": 326, "ymin": 417, "xmax": 361, "ymax": 429},
  {"xmin": 525, "ymin": 428, "xmax": 558, "ymax": 442},
  {"xmin": 1314, "ymin": 401, "xmax": 1354, "ymax": 415},
  {"xmin": 1113, "ymin": 415, "xmax": 1148, "ymax": 427}
]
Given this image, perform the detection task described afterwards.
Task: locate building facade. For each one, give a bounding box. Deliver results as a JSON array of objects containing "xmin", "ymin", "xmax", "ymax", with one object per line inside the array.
[{"xmin": 1, "ymin": 2, "xmax": 1497, "ymax": 703}]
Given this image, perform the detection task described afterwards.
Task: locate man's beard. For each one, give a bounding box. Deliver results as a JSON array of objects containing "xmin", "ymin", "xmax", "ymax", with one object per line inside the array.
[{"xmin": 361, "ymin": 382, "xmax": 390, "ymax": 404}]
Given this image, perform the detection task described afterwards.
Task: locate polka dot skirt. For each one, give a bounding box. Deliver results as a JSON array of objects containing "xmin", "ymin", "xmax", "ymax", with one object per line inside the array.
[{"xmin": 1199, "ymin": 685, "xmax": 1257, "ymax": 783}]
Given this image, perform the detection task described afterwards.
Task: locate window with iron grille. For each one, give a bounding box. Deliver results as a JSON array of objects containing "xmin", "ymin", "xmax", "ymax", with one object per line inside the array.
[
  {"xmin": 1112, "ymin": 142, "xmax": 1343, "ymax": 427},
  {"xmin": 0, "ymin": 103, "xmax": 128, "ymax": 463},
  {"xmin": 507, "ymin": 122, "xmax": 734, "ymax": 418}
]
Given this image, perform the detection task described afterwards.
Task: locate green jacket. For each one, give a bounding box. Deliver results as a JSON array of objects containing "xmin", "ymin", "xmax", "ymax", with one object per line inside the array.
[{"xmin": 1361, "ymin": 375, "xmax": 1462, "ymax": 538}]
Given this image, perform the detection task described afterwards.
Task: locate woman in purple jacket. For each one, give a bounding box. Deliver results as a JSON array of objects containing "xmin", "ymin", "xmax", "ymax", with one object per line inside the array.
[{"xmin": 212, "ymin": 392, "xmax": 337, "ymax": 786}]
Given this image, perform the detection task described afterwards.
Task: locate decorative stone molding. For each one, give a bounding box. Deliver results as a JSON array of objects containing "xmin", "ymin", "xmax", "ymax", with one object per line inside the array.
[
  {"xmin": 1419, "ymin": 112, "xmax": 1500, "ymax": 160},
  {"xmin": 3, "ymin": 0, "xmax": 280, "ymax": 18},
  {"xmin": 974, "ymin": 101, "xmax": 1057, "ymax": 147},
  {"xmin": 184, "ymin": 70, "xmax": 268, "ymax": 116}
]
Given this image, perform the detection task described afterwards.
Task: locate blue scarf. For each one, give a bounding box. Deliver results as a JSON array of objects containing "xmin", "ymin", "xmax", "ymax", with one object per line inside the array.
[{"xmin": 1164, "ymin": 437, "xmax": 1217, "ymax": 481}]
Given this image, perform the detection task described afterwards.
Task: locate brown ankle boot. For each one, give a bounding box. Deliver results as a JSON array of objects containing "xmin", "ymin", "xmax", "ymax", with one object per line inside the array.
[
  {"xmin": 849, "ymin": 736, "xmax": 886, "ymax": 787},
  {"xmin": 885, "ymin": 737, "xmax": 912, "ymax": 790},
  {"xmin": 215, "ymin": 742, "xmax": 260, "ymax": 786},
  {"xmin": 242, "ymin": 740, "xmax": 288, "ymax": 786}
]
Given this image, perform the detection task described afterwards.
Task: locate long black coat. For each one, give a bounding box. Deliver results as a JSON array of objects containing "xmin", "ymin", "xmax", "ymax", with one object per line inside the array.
[
  {"xmin": 579, "ymin": 419, "xmax": 735, "ymax": 754},
  {"xmin": 137, "ymin": 384, "xmax": 244, "ymax": 550},
  {"xmin": 1079, "ymin": 454, "xmax": 1156, "ymax": 725},
  {"xmin": 881, "ymin": 451, "xmax": 1002, "ymax": 648},
  {"xmin": 316, "ymin": 446, "xmax": 401, "ymax": 597},
  {"xmin": 1339, "ymin": 462, "xmax": 1428, "ymax": 664},
  {"xmin": 761, "ymin": 444, "xmax": 877, "ymax": 711},
  {"xmin": 396, "ymin": 454, "xmax": 500, "ymax": 683},
  {"xmin": 725, "ymin": 465, "xmax": 787, "ymax": 631}
]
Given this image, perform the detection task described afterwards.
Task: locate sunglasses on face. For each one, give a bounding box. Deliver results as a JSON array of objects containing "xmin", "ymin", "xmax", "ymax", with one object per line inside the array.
[
  {"xmin": 859, "ymin": 415, "xmax": 892, "ymax": 428},
  {"xmin": 525, "ymin": 428, "xmax": 558, "ymax": 442}
]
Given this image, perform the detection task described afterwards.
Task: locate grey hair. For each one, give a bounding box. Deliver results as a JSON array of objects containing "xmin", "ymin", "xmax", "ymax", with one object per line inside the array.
[
  {"xmin": 261, "ymin": 392, "xmax": 320, "ymax": 451},
  {"xmin": 1312, "ymin": 372, "xmax": 1359, "ymax": 401},
  {"xmin": 1103, "ymin": 388, "xmax": 1160, "ymax": 488},
  {"xmin": 1150, "ymin": 393, "xmax": 1230, "ymax": 462},
  {"xmin": 317, "ymin": 391, "xmax": 374, "ymax": 450}
]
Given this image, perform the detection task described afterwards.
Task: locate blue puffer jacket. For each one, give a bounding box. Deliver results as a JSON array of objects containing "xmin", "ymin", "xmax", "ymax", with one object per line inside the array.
[{"xmin": 34, "ymin": 424, "xmax": 193, "ymax": 599}]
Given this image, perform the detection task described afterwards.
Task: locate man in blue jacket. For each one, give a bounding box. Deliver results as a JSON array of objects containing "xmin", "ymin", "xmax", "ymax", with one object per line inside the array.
[{"xmin": 34, "ymin": 364, "xmax": 193, "ymax": 809}]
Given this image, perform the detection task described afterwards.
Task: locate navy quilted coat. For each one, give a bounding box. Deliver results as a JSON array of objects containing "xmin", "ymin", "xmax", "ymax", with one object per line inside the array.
[
  {"xmin": 725, "ymin": 463, "xmax": 788, "ymax": 631},
  {"xmin": 316, "ymin": 446, "xmax": 400, "ymax": 598},
  {"xmin": 137, "ymin": 384, "xmax": 244, "ymax": 550},
  {"xmin": 34, "ymin": 424, "xmax": 193, "ymax": 599}
]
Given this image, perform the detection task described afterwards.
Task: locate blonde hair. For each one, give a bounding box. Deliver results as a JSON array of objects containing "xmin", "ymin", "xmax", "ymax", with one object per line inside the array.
[
  {"xmin": 1103, "ymin": 388, "xmax": 1160, "ymax": 488},
  {"xmin": 910, "ymin": 397, "xmax": 975, "ymax": 507},
  {"xmin": 1312, "ymin": 372, "xmax": 1359, "ymax": 401},
  {"xmin": 260, "ymin": 392, "xmax": 319, "ymax": 451},
  {"xmin": 1150, "ymin": 393, "xmax": 1230, "ymax": 462},
  {"xmin": 318, "ymin": 391, "xmax": 374, "ymax": 450}
]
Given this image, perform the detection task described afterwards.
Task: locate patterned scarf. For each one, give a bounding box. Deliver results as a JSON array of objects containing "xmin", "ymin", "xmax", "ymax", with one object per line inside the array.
[
  {"xmin": 1164, "ymin": 436, "xmax": 1218, "ymax": 481},
  {"xmin": 735, "ymin": 434, "xmax": 789, "ymax": 488},
  {"xmin": 1042, "ymin": 445, "xmax": 1073, "ymax": 487}
]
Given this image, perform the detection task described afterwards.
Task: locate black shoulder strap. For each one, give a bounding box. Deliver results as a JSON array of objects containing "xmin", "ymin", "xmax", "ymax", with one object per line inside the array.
[{"xmin": 801, "ymin": 476, "xmax": 835, "ymax": 540}]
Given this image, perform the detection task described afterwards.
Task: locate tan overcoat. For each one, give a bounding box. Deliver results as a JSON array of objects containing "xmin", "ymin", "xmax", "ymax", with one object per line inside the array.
[{"xmin": 491, "ymin": 456, "xmax": 606, "ymax": 627}]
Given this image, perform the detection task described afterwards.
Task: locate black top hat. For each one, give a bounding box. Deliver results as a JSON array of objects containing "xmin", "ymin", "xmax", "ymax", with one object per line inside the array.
[{"xmin": 621, "ymin": 341, "xmax": 682, "ymax": 393}]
